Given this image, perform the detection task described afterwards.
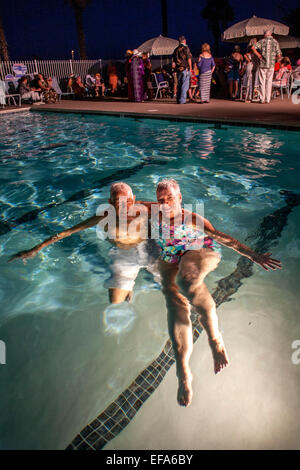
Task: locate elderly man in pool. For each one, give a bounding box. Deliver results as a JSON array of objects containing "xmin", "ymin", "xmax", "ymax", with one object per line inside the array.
[
  {"xmin": 9, "ymin": 180, "xmax": 282, "ymax": 407},
  {"xmin": 9, "ymin": 182, "xmax": 157, "ymax": 304}
]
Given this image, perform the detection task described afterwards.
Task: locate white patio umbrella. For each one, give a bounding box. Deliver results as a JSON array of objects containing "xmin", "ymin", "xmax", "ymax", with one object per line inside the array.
[
  {"xmin": 137, "ymin": 35, "xmax": 178, "ymax": 56},
  {"xmin": 222, "ymin": 15, "xmax": 289, "ymax": 43},
  {"xmin": 278, "ymin": 35, "xmax": 300, "ymax": 49}
]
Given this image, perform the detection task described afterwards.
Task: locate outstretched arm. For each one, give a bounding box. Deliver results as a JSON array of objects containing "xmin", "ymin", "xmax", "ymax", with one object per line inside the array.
[
  {"xmin": 189, "ymin": 211, "xmax": 282, "ymax": 271},
  {"xmin": 136, "ymin": 200, "xmax": 158, "ymax": 215},
  {"xmin": 8, "ymin": 214, "xmax": 103, "ymax": 263}
]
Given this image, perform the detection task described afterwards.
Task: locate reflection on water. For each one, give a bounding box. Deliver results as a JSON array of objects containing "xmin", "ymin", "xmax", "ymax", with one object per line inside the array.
[{"xmin": 103, "ymin": 303, "xmax": 137, "ymax": 337}]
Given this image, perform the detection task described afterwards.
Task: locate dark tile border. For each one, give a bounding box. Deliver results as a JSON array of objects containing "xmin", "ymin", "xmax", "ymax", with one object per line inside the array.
[{"xmin": 66, "ymin": 257, "xmax": 252, "ymax": 451}]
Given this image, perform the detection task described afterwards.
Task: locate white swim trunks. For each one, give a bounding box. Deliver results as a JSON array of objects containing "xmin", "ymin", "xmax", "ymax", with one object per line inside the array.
[{"xmin": 104, "ymin": 240, "xmax": 161, "ymax": 291}]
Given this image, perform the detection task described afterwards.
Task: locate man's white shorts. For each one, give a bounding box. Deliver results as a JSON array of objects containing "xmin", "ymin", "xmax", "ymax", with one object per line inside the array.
[{"xmin": 104, "ymin": 240, "xmax": 160, "ymax": 291}]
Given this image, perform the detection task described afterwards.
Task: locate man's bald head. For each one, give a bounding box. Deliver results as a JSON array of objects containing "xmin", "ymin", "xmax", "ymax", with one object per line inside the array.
[
  {"xmin": 110, "ymin": 182, "xmax": 134, "ymax": 201},
  {"xmin": 109, "ymin": 182, "xmax": 136, "ymax": 215}
]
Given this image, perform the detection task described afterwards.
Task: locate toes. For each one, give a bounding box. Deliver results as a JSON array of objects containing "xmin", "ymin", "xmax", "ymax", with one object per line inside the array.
[{"xmin": 177, "ymin": 385, "xmax": 192, "ymax": 407}]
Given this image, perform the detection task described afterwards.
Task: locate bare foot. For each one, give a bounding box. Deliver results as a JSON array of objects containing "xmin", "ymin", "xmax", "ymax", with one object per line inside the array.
[
  {"xmin": 209, "ymin": 334, "xmax": 229, "ymax": 374},
  {"xmin": 177, "ymin": 373, "xmax": 193, "ymax": 407}
]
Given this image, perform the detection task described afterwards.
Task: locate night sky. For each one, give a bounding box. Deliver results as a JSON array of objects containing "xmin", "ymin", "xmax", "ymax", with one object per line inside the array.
[{"xmin": 2, "ymin": 0, "xmax": 299, "ymax": 60}]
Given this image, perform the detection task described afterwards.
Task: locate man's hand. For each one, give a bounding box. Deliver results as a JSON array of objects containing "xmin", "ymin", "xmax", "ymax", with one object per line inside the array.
[
  {"xmin": 8, "ymin": 248, "xmax": 38, "ymax": 263},
  {"xmin": 249, "ymin": 252, "xmax": 282, "ymax": 271}
]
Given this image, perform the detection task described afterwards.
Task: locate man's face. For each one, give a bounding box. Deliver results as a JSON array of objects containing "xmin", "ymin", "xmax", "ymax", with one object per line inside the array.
[
  {"xmin": 156, "ymin": 188, "xmax": 182, "ymax": 218},
  {"xmin": 109, "ymin": 190, "xmax": 135, "ymax": 216}
]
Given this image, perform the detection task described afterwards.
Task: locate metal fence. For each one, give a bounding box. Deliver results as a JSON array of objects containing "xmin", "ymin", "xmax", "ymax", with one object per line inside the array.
[{"xmin": 0, "ymin": 60, "xmax": 102, "ymax": 81}]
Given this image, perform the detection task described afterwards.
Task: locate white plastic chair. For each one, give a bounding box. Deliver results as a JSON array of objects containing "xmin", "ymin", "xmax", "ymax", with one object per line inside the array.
[
  {"xmin": 272, "ymin": 70, "xmax": 291, "ymax": 99},
  {"xmin": 239, "ymin": 74, "xmax": 251, "ymax": 101},
  {"xmin": 289, "ymin": 71, "xmax": 300, "ymax": 97},
  {"xmin": 0, "ymin": 80, "xmax": 21, "ymax": 108},
  {"xmin": 153, "ymin": 73, "xmax": 170, "ymax": 99},
  {"xmin": 51, "ymin": 77, "xmax": 74, "ymax": 101}
]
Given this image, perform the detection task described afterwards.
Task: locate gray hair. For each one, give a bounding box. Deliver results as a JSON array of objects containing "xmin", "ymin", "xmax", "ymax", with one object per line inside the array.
[
  {"xmin": 110, "ymin": 182, "xmax": 133, "ymax": 199},
  {"xmin": 156, "ymin": 178, "xmax": 181, "ymax": 196},
  {"xmin": 248, "ymin": 37, "xmax": 257, "ymax": 47},
  {"xmin": 264, "ymin": 29, "xmax": 273, "ymax": 37}
]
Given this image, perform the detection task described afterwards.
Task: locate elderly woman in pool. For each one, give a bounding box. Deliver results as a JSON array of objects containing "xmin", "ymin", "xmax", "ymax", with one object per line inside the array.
[{"xmin": 154, "ymin": 179, "xmax": 281, "ymax": 407}]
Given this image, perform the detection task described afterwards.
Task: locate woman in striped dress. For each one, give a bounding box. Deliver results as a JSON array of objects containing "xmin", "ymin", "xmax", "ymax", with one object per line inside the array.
[{"xmin": 197, "ymin": 43, "xmax": 215, "ymax": 103}]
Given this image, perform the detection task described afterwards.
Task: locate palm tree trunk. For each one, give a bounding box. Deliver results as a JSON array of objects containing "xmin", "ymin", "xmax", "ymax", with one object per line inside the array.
[
  {"xmin": 0, "ymin": 11, "xmax": 9, "ymax": 61},
  {"xmin": 73, "ymin": 5, "xmax": 87, "ymax": 59},
  {"xmin": 161, "ymin": 0, "xmax": 168, "ymax": 37},
  {"xmin": 213, "ymin": 23, "xmax": 220, "ymax": 56}
]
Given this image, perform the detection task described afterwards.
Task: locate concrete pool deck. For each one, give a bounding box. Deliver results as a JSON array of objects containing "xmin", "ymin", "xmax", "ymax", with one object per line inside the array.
[{"xmin": 27, "ymin": 96, "xmax": 300, "ymax": 129}]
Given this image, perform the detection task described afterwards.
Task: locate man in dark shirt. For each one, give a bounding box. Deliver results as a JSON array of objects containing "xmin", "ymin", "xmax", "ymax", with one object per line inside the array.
[{"xmin": 172, "ymin": 35, "xmax": 192, "ymax": 104}]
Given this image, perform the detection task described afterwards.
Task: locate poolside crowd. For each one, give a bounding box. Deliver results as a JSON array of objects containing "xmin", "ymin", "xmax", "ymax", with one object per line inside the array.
[
  {"xmin": 65, "ymin": 32, "xmax": 300, "ymax": 104},
  {"xmin": 5, "ymin": 31, "xmax": 300, "ymax": 106},
  {"xmin": 123, "ymin": 32, "xmax": 300, "ymax": 104}
]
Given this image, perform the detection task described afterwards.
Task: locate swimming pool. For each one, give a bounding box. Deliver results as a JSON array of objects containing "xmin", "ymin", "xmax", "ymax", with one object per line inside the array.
[{"xmin": 0, "ymin": 111, "xmax": 299, "ymax": 449}]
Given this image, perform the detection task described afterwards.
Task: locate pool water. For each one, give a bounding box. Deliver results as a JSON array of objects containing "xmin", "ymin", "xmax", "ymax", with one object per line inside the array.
[{"xmin": 0, "ymin": 112, "xmax": 299, "ymax": 449}]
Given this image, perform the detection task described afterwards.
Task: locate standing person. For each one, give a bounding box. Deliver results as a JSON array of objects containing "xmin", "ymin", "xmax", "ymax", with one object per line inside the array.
[
  {"xmin": 172, "ymin": 68, "xmax": 178, "ymax": 99},
  {"xmin": 227, "ymin": 45, "xmax": 244, "ymax": 99},
  {"xmin": 251, "ymin": 30, "xmax": 282, "ymax": 104},
  {"xmin": 197, "ymin": 43, "xmax": 215, "ymax": 104},
  {"xmin": 125, "ymin": 50, "xmax": 134, "ymax": 101},
  {"xmin": 67, "ymin": 74, "xmax": 75, "ymax": 92},
  {"xmin": 130, "ymin": 49, "xmax": 145, "ymax": 103},
  {"xmin": 172, "ymin": 35, "xmax": 192, "ymax": 104},
  {"xmin": 107, "ymin": 62, "xmax": 118, "ymax": 95},
  {"xmin": 188, "ymin": 62, "xmax": 199, "ymax": 101},
  {"xmin": 142, "ymin": 52, "xmax": 153, "ymax": 101}
]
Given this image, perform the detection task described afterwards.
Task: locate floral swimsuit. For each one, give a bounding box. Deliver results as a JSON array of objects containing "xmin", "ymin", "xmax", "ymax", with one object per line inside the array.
[{"xmin": 152, "ymin": 221, "xmax": 222, "ymax": 264}]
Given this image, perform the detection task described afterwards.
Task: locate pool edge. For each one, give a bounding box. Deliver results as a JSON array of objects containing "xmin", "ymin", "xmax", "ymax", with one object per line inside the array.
[{"xmin": 30, "ymin": 107, "xmax": 300, "ymax": 132}]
